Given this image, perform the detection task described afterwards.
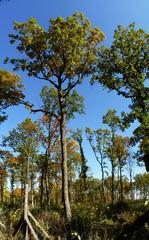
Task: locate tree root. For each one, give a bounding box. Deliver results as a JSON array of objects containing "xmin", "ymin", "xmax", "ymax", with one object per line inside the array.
[{"xmin": 13, "ymin": 210, "xmax": 51, "ymax": 239}]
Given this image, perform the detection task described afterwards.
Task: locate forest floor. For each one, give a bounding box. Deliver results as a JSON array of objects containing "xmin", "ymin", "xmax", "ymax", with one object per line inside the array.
[{"xmin": 0, "ymin": 199, "xmax": 149, "ymax": 240}]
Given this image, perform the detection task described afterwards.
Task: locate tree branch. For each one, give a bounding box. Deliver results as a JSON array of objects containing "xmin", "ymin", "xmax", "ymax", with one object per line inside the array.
[{"xmin": 28, "ymin": 211, "xmax": 51, "ymax": 239}]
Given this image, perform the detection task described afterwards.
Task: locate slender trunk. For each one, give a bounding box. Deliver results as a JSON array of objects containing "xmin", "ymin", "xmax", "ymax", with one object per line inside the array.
[
  {"xmin": 24, "ymin": 183, "xmax": 29, "ymax": 240},
  {"xmin": 45, "ymin": 121, "xmax": 52, "ymax": 208},
  {"xmin": 21, "ymin": 162, "xmax": 24, "ymax": 206},
  {"xmin": 111, "ymin": 160, "xmax": 115, "ymax": 205},
  {"xmin": 99, "ymin": 151, "xmax": 105, "ymax": 203},
  {"xmin": 10, "ymin": 169, "xmax": 15, "ymax": 204},
  {"xmin": 58, "ymin": 90, "xmax": 71, "ymax": 222},
  {"xmin": 45, "ymin": 157, "xmax": 50, "ymax": 207},
  {"xmin": 46, "ymin": 171, "xmax": 52, "ymax": 207},
  {"xmin": 101, "ymin": 161, "xmax": 105, "ymax": 203},
  {"xmin": 79, "ymin": 143, "xmax": 87, "ymax": 191},
  {"xmin": 0, "ymin": 177, "xmax": 3, "ymax": 204},
  {"xmin": 31, "ymin": 175, "xmax": 34, "ymax": 208},
  {"xmin": 117, "ymin": 164, "xmax": 120, "ymax": 201},
  {"xmin": 119, "ymin": 162, "xmax": 123, "ymax": 202},
  {"xmin": 91, "ymin": 146, "xmax": 105, "ymax": 203},
  {"xmin": 24, "ymin": 155, "xmax": 29, "ymax": 239},
  {"xmin": 68, "ymin": 177, "xmax": 73, "ymax": 204},
  {"xmin": 111, "ymin": 129, "xmax": 115, "ymax": 205},
  {"xmin": 40, "ymin": 151, "xmax": 47, "ymax": 209},
  {"xmin": 55, "ymin": 181, "xmax": 58, "ymax": 208},
  {"xmin": 130, "ymin": 171, "xmax": 133, "ymax": 200},
  {"xmin": 60, "ymin": 116, "xmax": 71, "ymax": 221}
]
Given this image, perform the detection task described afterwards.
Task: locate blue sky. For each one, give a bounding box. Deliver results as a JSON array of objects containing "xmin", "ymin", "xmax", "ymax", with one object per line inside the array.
[{"xmin": 0, "ymin": 0, "xmax": 148, "ymax": 177}]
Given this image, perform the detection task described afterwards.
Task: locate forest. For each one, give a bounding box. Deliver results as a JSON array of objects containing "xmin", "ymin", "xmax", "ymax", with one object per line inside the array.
[{"xmin": 0, "ymin": 3, "xmax": 149, "ymax": 240}]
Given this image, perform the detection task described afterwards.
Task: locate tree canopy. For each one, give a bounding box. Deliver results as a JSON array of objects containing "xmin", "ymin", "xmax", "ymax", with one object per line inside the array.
[
  {"xmin": 0, "ymin": 70, "xmax": 24, "ymax": 122},
  {"xmin": 7, "ymin": 13, "xmax": 105, "ymax": 223},
  {"xmin": 93, "ymin": 23, "xmax": 149, "ymax": 170}
]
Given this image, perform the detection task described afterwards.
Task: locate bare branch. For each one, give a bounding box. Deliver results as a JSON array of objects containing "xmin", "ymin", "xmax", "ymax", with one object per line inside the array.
[{"xmin": 28, "ymin": 211, "xmax": 51, "ymax": 239}]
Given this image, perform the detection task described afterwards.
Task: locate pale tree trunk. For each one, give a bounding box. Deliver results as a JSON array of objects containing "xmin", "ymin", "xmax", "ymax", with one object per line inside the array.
[
  {"xmin": 58, "ymin": 90, "xmax": 71, "ymax": 222},
  {"xmin": 24, "ymin": 183, "xmax": 29, "ymax": 240},
  {"xmin": 130, "ymin": 171, "xmax": 133, "ymax": 200},
  {"xmin": 111, "ymin": 160, "xmax": 115, "ymax": 205},
  {"xmin": 30, "ymin": 173, "xmax": 35, "ymax": 208},
  {"xmin": 119, "ymin": 161, "xmax": 123, "ymax": 202},
  {"xmin": 0, "ymin": 175, "xmax": 4, "ymax": 204},
  {"xmin": 24, "ymin": 155, "xmax": 30, "ymax": 240},
  {"xmin": 14, "ymin": 155, "xmax": 50, "ymax": 240},
  {"xmin": 40, "ymin": 152, "xmax": 46, "ymax": 210},
  {"xmin": 21, "ymin": 163, "xmax": 24, "ymax": 206},
  {"xmin": 111, "ymin": 129, "xmax": 115, "ymax": 205},
  {"xmin": 101, "ymin": 161, "xmax": 105, "ymax": 203},
  {"xmin": 60, "ymin": 115, "xmax": 71, "ymax": 221}
]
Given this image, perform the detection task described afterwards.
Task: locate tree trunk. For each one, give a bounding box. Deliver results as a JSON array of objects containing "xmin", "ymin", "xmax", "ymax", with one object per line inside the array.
[
  {"xmin": 24, "ymin": 183, "xmax": 29, "ymax": 240},
  {"xmin": 111, "ymin": 160, "xmax": 115, "ymax": 205},
  {"xmin": 21, "ymin": 162, "xmax": 24, "ymax": 206},
  {"xmin": 40, "ymin": 152, "xmax": 47, "ymax": 210},
  {"xmin": 10, "ymin": 169, "xmax": 15, "ymax": 204},
  {"xmin": 101, "ymin": 160, "xmax": 105, "ymax": 203},
  {"xmin": 129, "ymin": 171, "xmax": 133, "ymax": 200},
  {"xmin": 60, "ymin": 116, "xmax": 71, "ymax": 221},
  {"xmin": 58, "ymin": 91, "xmax": 71, "ymax": 222},
  {"xmin": 31, "ymin": 176, "xmax": 34, "ymax": 208},
  {"xmin": 119, "ymin": 163, "xmax": 123, "ymax": 202},
  {"xmin": 111, "ymin": 129, "xmax": 115, "ymax": 205},
  {"xmin": 24, "ymin": 155, "xmax": 29, "ymax": 239},
  {"xmin": 79, "ymin": 143, "xmax": 88, "ymax": 191},
  {"xmin": 0, "ymin": 175, "xmax": 4, "ymax": 204}
]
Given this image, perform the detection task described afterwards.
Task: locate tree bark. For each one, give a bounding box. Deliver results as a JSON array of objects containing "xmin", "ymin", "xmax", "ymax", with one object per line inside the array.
[
  {"xmin": 40, "ymin": 151, "xmax": 47, "ymax": 210},
  {"xmin": 24, "ymin": 183, "xmax": 29, "ymax": 240},
  {"xmin": 119, "ymin": 163, "xmax": 123, "ymax": 202},
  {"xmin": 111, "ymin": 160, "xmax": 115, "ymax": 205},
  {"xmin": 101, "ymin": 159, "xmax": 105, "ymax": 203},
  {"xmin": 58, "ymin": 90, "xmax": 71, "ymax": 222},
  {"xmin": 24, "ymin": 155, "xmax": 29, "ymax": 239},
  {"xmin": 79, "ymin": 142, "xmax": 88, "ymax": 191},
  {"xmin": 111, "ymin": 129, "xmax": 115, "ymax": 205}
]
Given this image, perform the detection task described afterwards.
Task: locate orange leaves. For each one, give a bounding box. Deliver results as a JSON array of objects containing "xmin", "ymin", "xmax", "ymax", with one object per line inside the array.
[
  {"xmin": 8, "ymin": 157, "xmax": 19, "ymax": 165},
  {"xmin": 13, "ymin": 188, "xmax": 23, "ymax": 198},
  {"xmin": 0, "ymin": 169, "xmax": 7, "ymax": 175}
]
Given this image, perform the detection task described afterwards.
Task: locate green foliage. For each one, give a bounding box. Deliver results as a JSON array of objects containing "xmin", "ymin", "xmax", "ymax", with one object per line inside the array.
[
  {"xmin": 93, "ymin": 23, "xmax": 149, "ymax": 170},
  {"xmin": 103, "ymin": 109, "xmax": 124, "ymax": 132},
  {"xmin": 8, "ymin": 13, "xmax": 105, "ymax": 85},
  {"xmin": 2, "ymin": 118, "xmax": 42, "ymax": 187},
  {"xmin": 3, "ymin": 118, "xmax": 41, "ymax": 154},
  {"xmin": 134, "ymin": 173, "xmax": 149, "ymax": 198},
  {"xmin": 0, "ymin": 70, "xmax": 24, "ymax": 122},
  {"xmin": 40, "ymin": 86, "xmax": 84, "ymax": 120}
]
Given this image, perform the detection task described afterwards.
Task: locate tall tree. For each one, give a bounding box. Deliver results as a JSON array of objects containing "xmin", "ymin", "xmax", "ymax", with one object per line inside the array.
[
  {"xmin": 71, "ymin": 128, "xmax": 88, "ymax": 191},
  {"xmin": 113, "ymin": 135, "xmax": 130, "ymax": 202},
  {"xmin": 39, "ymin": 85, "xmax": 84, "ymax": 211},
  {"xmin": 93, "ymin": 23, "xmax": 149, "ymax": 171},
  {"xmin": 103, "ymin": 109, "xmax": 123, "ymax": 204},
  {"xmin": 2, "ymin": 118, "xmax": 42, "ymax": 204},
  {"xmin": 8, "ymin": 13, "xmax": 105, "ymax": 222},
  {"xmin": 126, "ymin": 152, "xmax": 135, "ymax": 199},
  {"xmin": 0, "ymin": 150, "xmax": 11, "ymax": 203},
  {"xmin": 2, "ymin": 118, "xmax": 49, "ymax": 239},
  {"xmin": 0, "ymin": 70, "xmax": 24, "ymax": 122},
  {"xmin": 86, "ymin": 127, "xmax": 110, "ymax": 203},
  {"xmin": 134, "ymin": 173, "xmax": 149, "ymax": 199}
]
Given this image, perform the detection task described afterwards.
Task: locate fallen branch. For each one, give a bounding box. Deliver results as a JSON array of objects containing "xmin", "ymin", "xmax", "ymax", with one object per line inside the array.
[
  {"xmin": 25, "ymin": 217, "xmax": 39, "ymax": 240},
  {"xmin": 0, "ymin": 221, "xmax": 5, "ymax": 230},
  {"xmin": 28, "ymin": 210, "xmax": 51, "ymax": 239}
]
